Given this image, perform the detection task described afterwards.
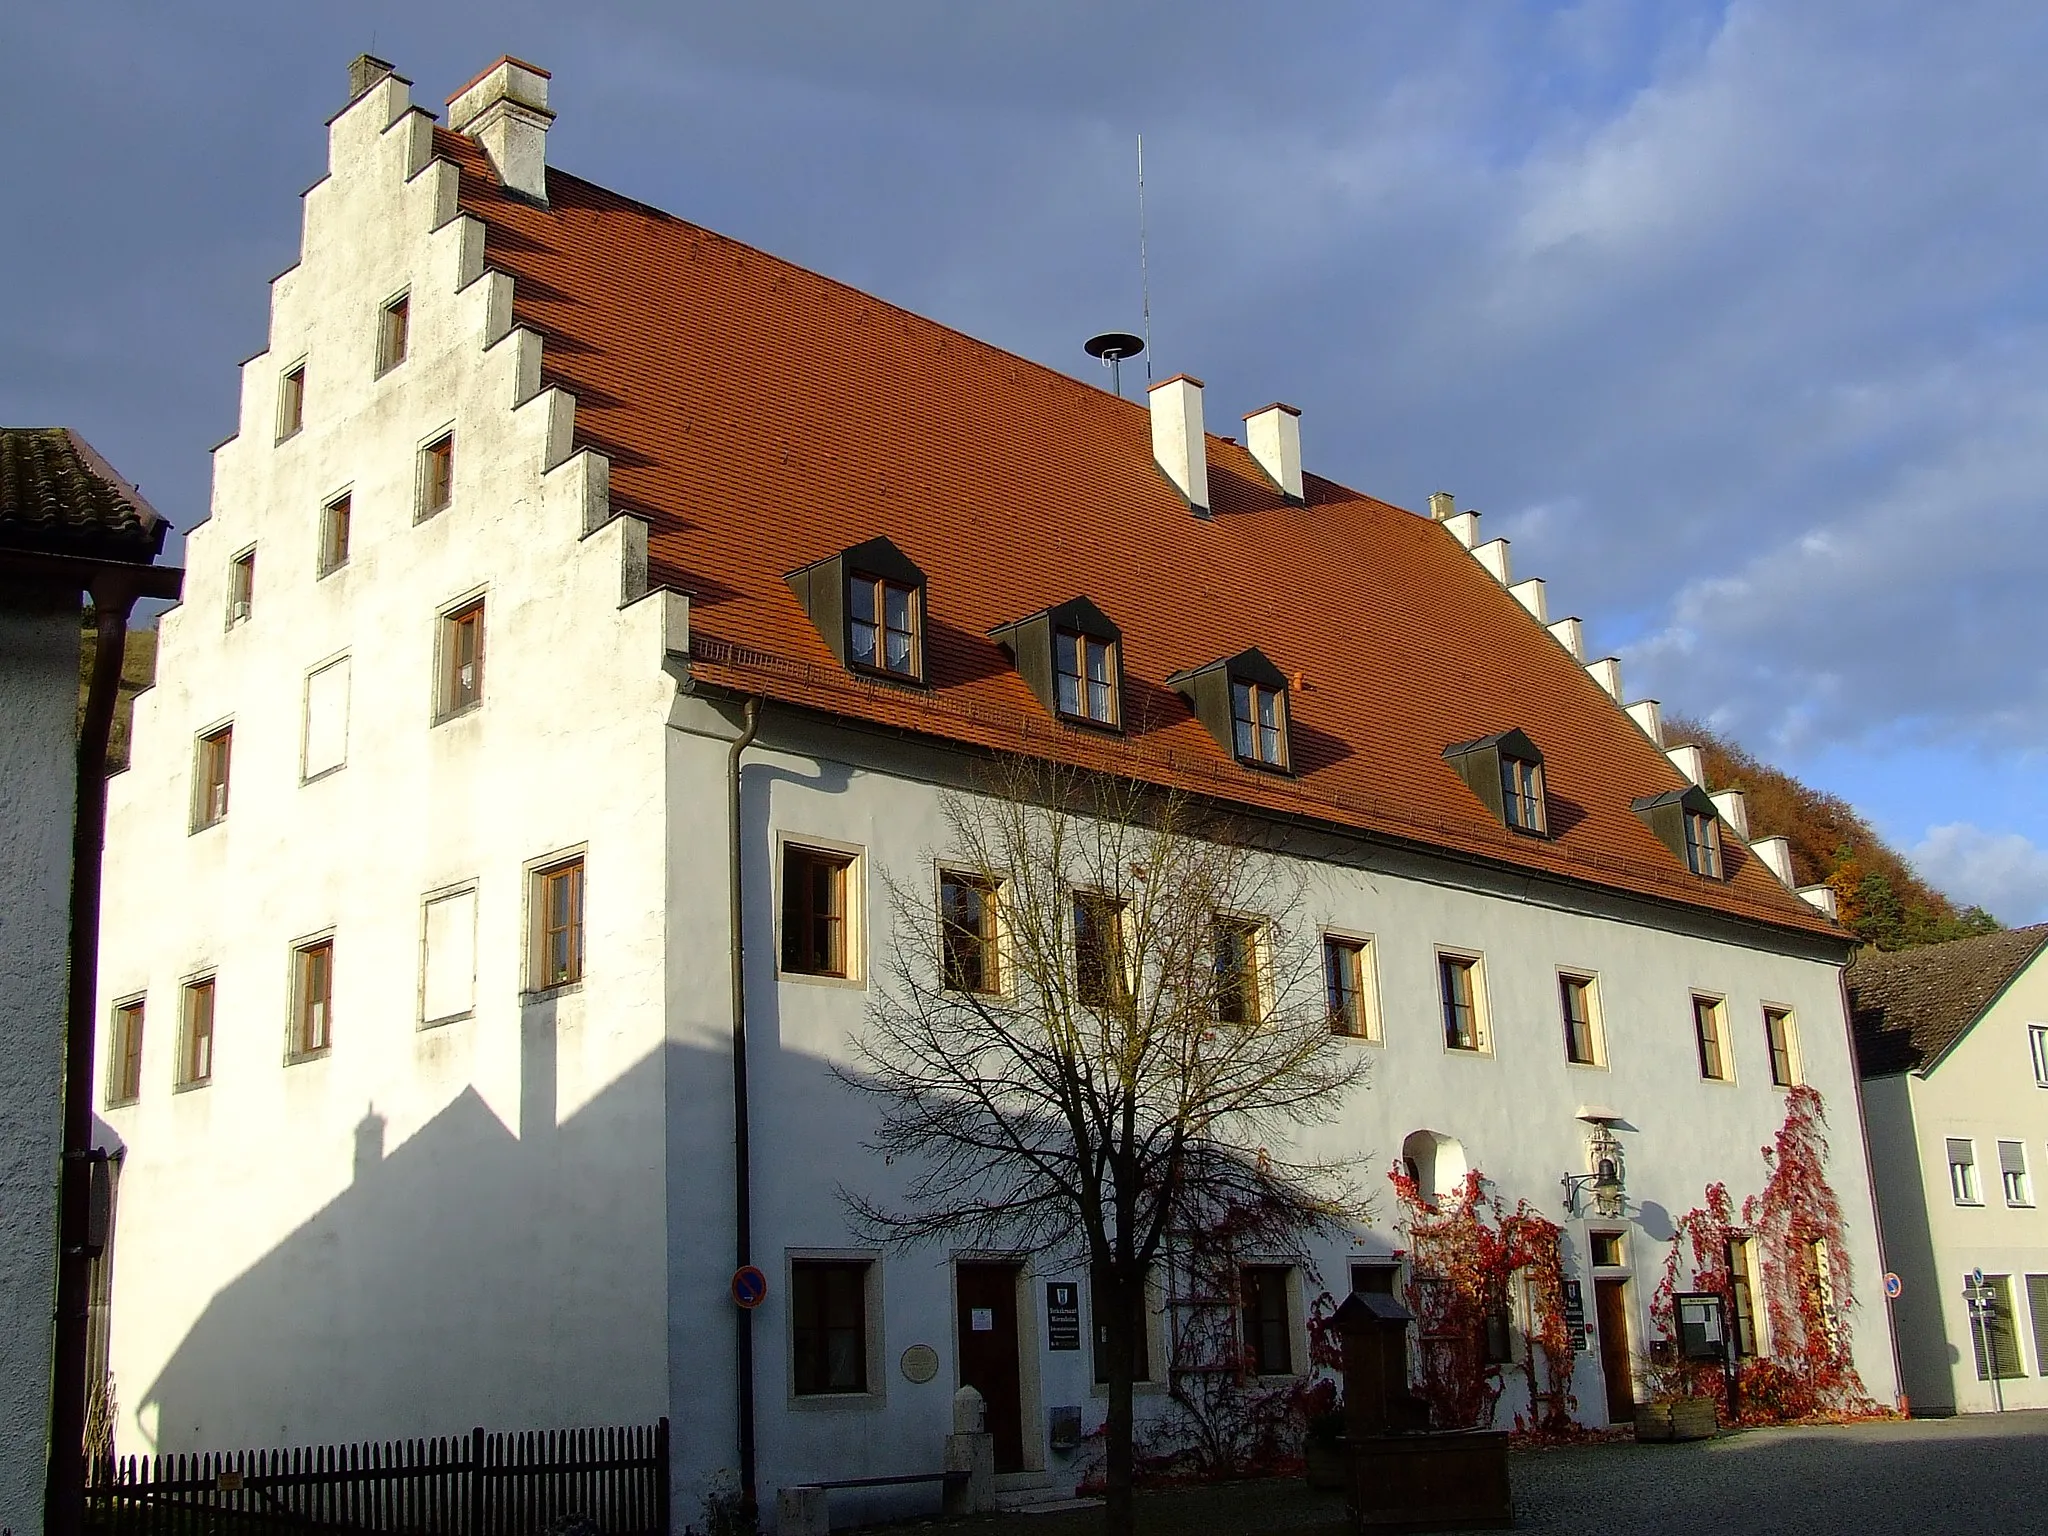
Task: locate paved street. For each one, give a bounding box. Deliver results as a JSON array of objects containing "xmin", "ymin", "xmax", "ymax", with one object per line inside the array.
[{"xmin": 888, "ymin": 1411, "xmax": 2048, "ymax": 1535}]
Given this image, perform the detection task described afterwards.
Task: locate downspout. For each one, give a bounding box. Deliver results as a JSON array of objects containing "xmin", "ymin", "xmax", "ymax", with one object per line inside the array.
[
  {"xmin": 47, "ymin": 574, "xmax": 138, "ymax": 1536},
  {"xmin": 727, "ymin": 696, "xmax": 763, "ymax": 1514}
]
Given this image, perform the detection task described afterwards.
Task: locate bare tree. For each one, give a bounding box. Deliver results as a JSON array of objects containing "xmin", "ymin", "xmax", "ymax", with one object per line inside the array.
[{"xmin": 837, "ymin": 758, "xmax": 1368, "ymax": 1535}]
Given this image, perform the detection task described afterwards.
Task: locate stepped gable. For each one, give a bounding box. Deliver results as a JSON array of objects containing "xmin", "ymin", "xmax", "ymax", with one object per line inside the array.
[
  {"xmin": 433, "ymin": 127, "xmax": 1835, "ymax": 938},
  {"xmin": 0, "ymin": 427, "xmax": 170, "ymax": 563},
  {"xmin": 1847, "ymin": 924, "xmax": 2048, "ymax": 1076}
]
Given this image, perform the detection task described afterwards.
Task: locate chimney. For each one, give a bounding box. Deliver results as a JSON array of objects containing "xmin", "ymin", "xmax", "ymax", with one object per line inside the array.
[
  {"xmin": 448, "ymin": 57, "xmax": 554, "ymax": 204},
  {"xmin": 1428, "ymin": 490, "xmax": 1456, "ymax": 521},
  {"xmin": 1243, "ymin": 403, "xmax": 1303, "ymax": 502},
  {"xmin": 1149, "ymin": 374, "xmax": 1210, "ymax": 516},
  {"xmin": 347, "ymin": 54, "xmax": 396, "ymax": 105}
]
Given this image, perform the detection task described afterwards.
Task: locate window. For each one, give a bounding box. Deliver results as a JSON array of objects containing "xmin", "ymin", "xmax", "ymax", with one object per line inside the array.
[
  {"xmin": 438, "ymin": 599, "xmax": 484, "ymax": 717},
  {"xmin": 1972, "ymin": 1273, "xmax": 2024, "ymax": 1381},
  {"xmin": 422, "ymin": 885, "xmax": 478, "ymax": 1024},
  {"xmin": 2001, "ymin": 1141, "xmax": 2032, "ymax": 1207},
  {"xmin": 1092, "ymin": 1268, "xmax": 1153, "ymax": 1385},
  {"xmin": 1240, "ymin": 1266, "xmax": 1295, "ymax": 1376},
  {"xmin": 2031, "ymin": 1025, "xmax": 2048, "ymax": 1088},
  {"xmin": 1764, "ymin": 1007, "xmax": 1799, "ymax": 1088},
  {"xmin": 1684, "ymin": 810, "xmax": 1722, "ymax": 879},
  {"xmin": 939, "ymin": 871, "xmax": 1000, "ymax": 994},
  {"xmin": 318, "ymin": 493, "xmax": 351, "ymax": 576},
  {"xmin": 276, "ymin": 363, "xmax": 305, "ymax": 441},
  {"xmin": 847, "ymin": 572, "xmax": 919, "ymax": 679},
  {"xmin": 1590, "ymin": 1232, "xmax": 1626, "ymax": 1268},
  {"xmin": 2027, "ymin": 1275, "xmax": 2048, "ymax": 1378},
  {"xmin": 791, "ymin": 1260, "xmax": 870, "ymax": 1395},
  {"xmin": 1230, "ymin": 679, "xmax": 1288, "ymax": 769},
  {"xmin": 531, "ymin": 858, "xmax": 585, "ymax": 990},
  {"xmin": 302, "ymin": 656, "xmax": 350, "ymax": 781},
  {"xmin": 1693, "ymin": 995, "xmax": 1730, "ymax": 1081},
  {"xmin": 1500, "ymin": 753, "xmax": 1546, "ymax": 834},
  {"xmin": 193, "ymin": 725, "xmax": 232, "ymax": 830},
  {"xmin": 1350, "ymin": 1262, "xmax": 1399, "ymax": 1297},
  {"xmin": 1560, "ymin": 974, "xmax": 1600, "ymax": 1065},
  {"xmin": 377, "ymin": 292, "xmax": 409, "ymax": 374},
  {"xmin": 179, "ymin": 979, "xmax": 215, "ymax": 1088},
  {"xmin": 1728, "ymin": 1237, "xmax": 1762, "ymax": 1359},
  {"xmin": 418, "ymin": 434, "xmax": 454, "ymax": 520},
  {"xmin": 1949, "ymin": 1138, "xmax": 1981, "ymax": 1205},
  {"xmin": 1056, "ymin": 630, "xmax": 1118, "ymax": 726},
  {"xmin": 1073, "ymin": 892, "xmax": 1130, "ymax": 1008},
  {"xmin": 227, "ymin": 548, "xmax": 255, "ymax": 625},
  {"xmin": 1213, "ymin": 917, "xmax": 1263, "ymax": 1025},
  {"xmin": 1439, "ymin": 954, "xmax": 1483, "ymax": 1051},
  {"xmin": 108, "ymin": 1000, "xmax": 144, "ymax": 1105},
  {"xmin": 783, "ymin": 846, "xmax": 853, "ymax": 978},
  {"xmin": 291, "ymin": 940, "xmax": 333, "ymax": 1059},
  {"xmin": 1324, "ymin": 936, "xmax": 1374, "ymax": 1039}
]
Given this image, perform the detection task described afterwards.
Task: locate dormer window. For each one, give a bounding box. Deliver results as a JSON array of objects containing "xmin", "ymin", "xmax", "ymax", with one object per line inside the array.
[
  {"xmin": 991, "ymin": 597, "xmax": 1123, "ymax": 732},
  {"xmin": 1168, "ymin": 648, "xmax": 1292, "ymax": 773},
  {"xmin": 1444, "ymin": 729, "xmax": 1547, "ymax": 835},
  {"xmin": 1633, "ymin": 786, "xmax": 1726, "ymax": 880},
  {"xmin": 786, "ymin": 536, "xmax": 927, "ymax": 686}
]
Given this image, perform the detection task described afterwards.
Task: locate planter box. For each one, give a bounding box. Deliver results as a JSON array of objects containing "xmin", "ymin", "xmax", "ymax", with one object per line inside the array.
[
  {"xmin": 1345, "ymin": 1430, "xmax": 1511, "ymax": 1531},
  {"xmin": 1634, "ymin": 1397, "xmax": 1717, "ymax": 1443}
]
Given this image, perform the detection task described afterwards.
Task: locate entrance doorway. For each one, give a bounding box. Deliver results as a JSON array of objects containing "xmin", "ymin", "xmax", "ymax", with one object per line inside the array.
[
  {"xmin": 956, "ymin": 1262, "xmax": 1026, "ymax": 1472},
  {"xmin": 1594, "ymin": 1277, "xmax": 1636, "ymax": 1423}
]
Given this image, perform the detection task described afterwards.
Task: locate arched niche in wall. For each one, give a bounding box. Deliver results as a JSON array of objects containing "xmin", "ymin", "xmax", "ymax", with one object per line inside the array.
[{"xmin": 1401, "ymin": 1129, "xmax": 1469, "ymax": 1204}]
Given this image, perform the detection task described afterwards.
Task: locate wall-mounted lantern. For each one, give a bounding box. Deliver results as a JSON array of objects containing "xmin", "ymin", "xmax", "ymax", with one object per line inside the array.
[{"xmin": 1561, "ymin": 1121, "xmax": 1626, "ymax": 1219}]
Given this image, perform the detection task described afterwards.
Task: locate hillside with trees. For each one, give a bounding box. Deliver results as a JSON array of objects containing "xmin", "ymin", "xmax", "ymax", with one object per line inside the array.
[{"xmin": 1666, "ymin": 714, "xmax": 1998, "ymax": 952}]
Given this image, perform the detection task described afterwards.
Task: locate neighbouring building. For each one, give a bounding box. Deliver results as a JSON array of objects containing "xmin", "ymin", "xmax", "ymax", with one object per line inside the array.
[
  {"xmin": 1, "ymin": 428, "xmax": 180, "ymax": 1536},
  {"xmin": 95, "ymin": 54, "xmax": 1899, "ymax": 1523},
  {"xmin": 1851, "ymin": 924, "xmax": 2048, "ymax": 1414}
]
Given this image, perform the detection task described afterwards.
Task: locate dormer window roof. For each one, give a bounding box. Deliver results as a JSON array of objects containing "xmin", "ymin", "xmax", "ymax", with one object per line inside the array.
[
  {"xmin": 1633, "ymin": 786, "xmax": 1725, "ymax": 880},
  {"xmin": 1170, "ymin": 647, "xmax": 1292, "ymax": 773},
  {"xmin": 991, "ymin": 596, "xmax": 1123, "ymax": 730},
  {"xmin": 1444, "ymin": 728, "xmax": 1548, "ymax": 837},
  {"xmin": 785, "ymin": 536, "xmax": 927, "ymax": 684}
]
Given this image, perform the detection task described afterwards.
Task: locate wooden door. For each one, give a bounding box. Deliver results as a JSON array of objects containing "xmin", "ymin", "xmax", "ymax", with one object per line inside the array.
[
  {"xmin": 957, "ymin": 1262, "xmax": 1026, "ymax": 1472},
  {"xmin": 1594, "ymin": 1277, "xmax": 1636, "ymax": 1423}
]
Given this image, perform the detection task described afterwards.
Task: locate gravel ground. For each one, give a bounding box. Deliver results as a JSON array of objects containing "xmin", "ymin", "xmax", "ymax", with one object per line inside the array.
[{"xmin": 870, "ymin": 1411, "xmax": 2048, "ymax": 1535}]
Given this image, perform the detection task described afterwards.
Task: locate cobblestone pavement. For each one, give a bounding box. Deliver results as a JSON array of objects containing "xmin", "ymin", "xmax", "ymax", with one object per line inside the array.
[{"xmin": 875, "ymin": 1411, "xmax": 2048, "ymax": 1535}]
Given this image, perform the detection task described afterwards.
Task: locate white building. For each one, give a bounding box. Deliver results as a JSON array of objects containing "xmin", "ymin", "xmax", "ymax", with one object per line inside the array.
[
  {"xmin": 96, "ymin": 53, "xmax": 1898, "ymax": 1523},
  {"xmin": 1851, "ymin": 924, "xmax": 2048, "ymax": 1414}
]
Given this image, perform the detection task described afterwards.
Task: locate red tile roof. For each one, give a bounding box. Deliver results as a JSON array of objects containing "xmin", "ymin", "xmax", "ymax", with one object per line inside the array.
[{"xmin": 436, "ymin": 130, "xmax": 1838, "ymax": 940}]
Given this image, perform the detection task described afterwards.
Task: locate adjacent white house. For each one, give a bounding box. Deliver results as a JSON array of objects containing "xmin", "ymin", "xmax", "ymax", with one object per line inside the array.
[
  {"xmin": 94, "ymin": 53, "xmax": 1899, "ymax": 1524},
  {"xmin": 1851, "ymin": 924, "xmax": 2048, "ymax": 1414}
]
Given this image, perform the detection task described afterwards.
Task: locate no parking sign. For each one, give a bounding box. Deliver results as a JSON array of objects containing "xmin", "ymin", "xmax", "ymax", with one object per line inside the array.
[{"xmin": 1884, "ymin": 1271, "xmax": 1903, "ymax": 1300}]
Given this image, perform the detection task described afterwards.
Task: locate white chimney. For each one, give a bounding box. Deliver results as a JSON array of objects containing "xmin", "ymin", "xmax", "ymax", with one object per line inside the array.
[
  {"xmin": 1586, "ymin": 656, "xmax": 1623, "ymax": 700},
  {"xmin": 448, "ymin": 57, "xmax": 554, "ymax": 204},
  {"xmin": 1667, "ymin": 743, "xmax": 1706, "ymax": 786},
  {"xmin": 1442, "ymin": 511, "xmax": 1480, "ymax": 549},
  {"xmin": 1754, "ymin": 836, "xmax": 1796, "ymax": 887},
  {"xmin": 1799, "ymin": 884, "xmax": 1839, "ymax": 919},
  {"xmin": 1149, "ymin": 374, "xmax": 1210, "ymax": 515},
  {"xmin": 1243, "ymin": 403, "xmax": 1303, "ymax": 501},
  {"xmin": 1547, "ymin": 616, "xmax": 1585, "ymax": 658},
  {"xmin": 1472, "ymin": 538, "xmax": 1512, "ymax": 585},
  {"xmin": 1710, "ymin": 789, "xmax": 1750, "ymax": 839},
  {"xmin": 1626, "ymin": 699, "xmax": 1664, "ymax": 746},
  {"xmin": 1509, "ymin": 578, "xmax": 1548, "ymax": 622}
]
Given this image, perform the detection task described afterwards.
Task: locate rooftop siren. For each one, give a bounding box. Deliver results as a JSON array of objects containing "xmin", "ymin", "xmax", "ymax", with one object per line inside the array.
[{"xmin": 1085, "ymin": 332, "xmax": 1146, "ymax": 399}]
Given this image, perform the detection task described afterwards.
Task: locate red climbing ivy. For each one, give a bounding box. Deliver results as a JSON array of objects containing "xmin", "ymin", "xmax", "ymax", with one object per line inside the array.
[{"xmin": 1388, "ymin": 1167, "xmax": 1577, "ymax": 1434}]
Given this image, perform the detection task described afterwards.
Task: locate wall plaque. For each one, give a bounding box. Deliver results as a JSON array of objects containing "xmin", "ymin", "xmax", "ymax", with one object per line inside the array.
[
  {"xmin": 900, "ymin": 1344, "xmax": 940, "ymax": 1384},
  {"xmin": 1046, "ymin": 1282, "xmax": 1081, "ymax": 1350}
]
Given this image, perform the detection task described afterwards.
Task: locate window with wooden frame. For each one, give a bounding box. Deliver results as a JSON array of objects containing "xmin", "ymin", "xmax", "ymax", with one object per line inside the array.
[
  {"xmin": 846, "ymin": 571, "xmax": 921, "ymax": 679},
  {"xmin": 1692, "ymin": 995, "xmax": 1730, "ymax": 1081},
  {"xmin": 1073, "ymin": 892, "xmax": 1130, "ymax": 1008},
  {"xmin": 1973, "ymin": 1272, "xmax": 2024, "ymax": 1381},
  {"xmin": 1764, "ymin": 1007, "xmax": 1800, "ymax": 1088},
  {"xmin": 1240, "ymin": 1265, "xmax": 1296, "ymax": 1376},
  {"xmin": 193, "ymin": 724, "xmax": 232, "ymax": 830},
  {"xmin": 417, "ymin": 433, "xmax": 454, "ymax": 520},
  {"xmin": 290, "ymin": 939, "xmax": 334, "ymax": 1059},
  {"xmin": 782, "ymin": 845, "xmax": 854, "ymax": 978},
  {"xmin": 791, "ymin": 1259, "xmax": 871, "ymax": 1395},
  {"xmin": 1439, "ymin": 954, "xmax": 1484, "ymax": 1052},
  {"xmin": 227, "ymin": 548, "xmax": 255, "ymax": 625},
  {"xmin": 318, "ymin": 492, "xmax": 351, "ymax": 576},
  {"xmin": 1727, "ymin": 1236, "xmax": 1763, "ymax": 1358},
  {"xmin": 179, "ymin": 978, "xmax": 216, "ymax": 1087},
  {"xmin": 2032, "ymin": 1024, "xmax": 2048, "ymax": 1088},
  {"xmin": 1230, "ymin": 679, "xmax": 1289, "ymax": 769},
  {"xmin": 437, "ymin": 598, "xmax": 484, "ymax": 718},
  {"xmin": 1560, "ymin": 973, "xmax": 1601, "ymax": 1066},
  {"xmin": 531, "ymin": 857, "xmax": 585, "ymax": 990},
  {"xmin": 1323, "ymin": 936, "xmax": 1374, "ymax": 1039},
  {"xmin": 1684, "ymin": 809, "xmax": 1723, "ymax": 879},
  {"xmin": 1501, "ymin": 753, "xmax": 1546, "ymax": 834},
  {"xmin": 276, "ymin": 362, "xmax": 306, "ymax": 441},
  {"xmin": 1056, "ymin": 630, "xmax": 1119, "ymax": 726},
  {"xmin": 376, "ymin": 292, "xmax": 409, "ymax": 374},
  {"xmin": 108, "ymin": 999, "xmax": 145, "ymax": 1105},
  {"xmin": 1213, "ymin": 916, "xmax": 1264, "ymax": 1025},
  {"xmin": 938, "ymin": 870, "xmax": 1000, "ymax": 995}
]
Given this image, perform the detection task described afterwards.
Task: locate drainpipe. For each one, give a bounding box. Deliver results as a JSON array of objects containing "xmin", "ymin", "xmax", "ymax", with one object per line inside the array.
[{"xmin": 727, "ymin": 697, "xmax": 763, "ymax": 1514}]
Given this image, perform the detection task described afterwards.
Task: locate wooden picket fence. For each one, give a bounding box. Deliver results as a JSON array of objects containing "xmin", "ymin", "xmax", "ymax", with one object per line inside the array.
[{"xmin": 83, "ymin": 1420, "xmax": 669, "ymax": 1536}]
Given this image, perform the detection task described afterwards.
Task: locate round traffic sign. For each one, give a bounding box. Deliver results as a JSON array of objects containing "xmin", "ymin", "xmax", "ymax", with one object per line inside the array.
[
  {"xmin": 1884, "ymin": 1272, "xmax": 1903, "ymax": 1300},
  {"xmin": 732, "ymin": 1265, "xmax": 769, "ymax": 1309}
]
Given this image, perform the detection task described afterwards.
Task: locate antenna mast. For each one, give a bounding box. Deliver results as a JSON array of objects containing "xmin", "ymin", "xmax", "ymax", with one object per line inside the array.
[{"xmin": 1137, "ymin": 133, "xmax": 1152, "ymax": 382}]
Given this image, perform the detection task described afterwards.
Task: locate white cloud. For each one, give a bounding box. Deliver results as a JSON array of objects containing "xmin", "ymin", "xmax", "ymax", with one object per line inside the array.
[{"xmin": 1911, "ymin": 824, "xmax": 2048, "ymax": 926}]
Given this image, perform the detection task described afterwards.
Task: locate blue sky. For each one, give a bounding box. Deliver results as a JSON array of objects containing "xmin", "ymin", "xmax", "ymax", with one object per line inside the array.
[{"xmin": 7, "ymin": 1, "xmax": 2045, "ymax": 921}]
